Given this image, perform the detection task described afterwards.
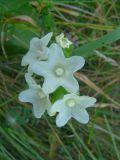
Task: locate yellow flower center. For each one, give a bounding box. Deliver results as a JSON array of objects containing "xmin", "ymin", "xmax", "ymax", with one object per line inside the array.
[
  {"xmin": 55, "ymin": 67, "xmax": 64, "ymax": 76},
  {"xmin": 38, "ymin": 92, "xmax": 46, "ymax": 99},
  {"xmin": 66, "ymin": 98, "xmax": 76, "ymax": 107}
]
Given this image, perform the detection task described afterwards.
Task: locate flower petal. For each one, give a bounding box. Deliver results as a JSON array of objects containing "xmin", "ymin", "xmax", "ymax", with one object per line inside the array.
[
  {"xmin": 56, "ymin": 109, "xmax": 71, "ymax": 127},
  {"xmin": 25, "ymin": 73, "xmax": 37, "ymax": 87},
  {"xmin": 43, "ymin": 76, "xmax": 58, "ymax": 94},
  {"xmin": 63, "ymin": 93, "xmax": 79, "ymax": 100},
  {"xmin": 19, "ymin": 86, "xmax": 42, "ymax": 103},
  {"xmin": 21, "ymin": 51, "xmax": 34, "ymax": 66},
  {"xmin": 32, "ymin": 97, "xmax": 48, "ymax": 118},
  {"xmin": 50, "ymin": 98, "xmax": 71, "ymax": 127},
  {"xmin": 30, "ymin": 33, "xmax": 52, "ymax": 51},
  {"xmin": 31, "ymin": 61, "xmax": 50, "ymax": 77},
  {"xmin": 50, "ymin": 100, "xmax": 64, "ymax": 113},
  {"xmin": 21, "ymin": 33, "xmax": 52, "ymax": 66},
  {"xmin": 40, "ymin": 32, "xmax": 53, "ymax": 48},
  {"xmin": 30, "ymin": 37, "xmax": 41, "ymax": 51},
  {"xmin": 19, "ymin": 89, "xmax": 34, "ymax": 103},
  {"xmin": 48, "ymin": 43, "xmax": 65, "ymax": 66},
  {"xmin": 78, "ymin": 96, "xmax": 96, "ymax": 108},
  {"xmin": 67, "ymin": 56, "xmax": 85, "ymax": 73},
  {"xmin": 61, "ymin": 76, "xmax": 79, "ymax": 93},
  {"xmin": 72, "ymin": 109, "xmax": 89, "ymax": 124}
]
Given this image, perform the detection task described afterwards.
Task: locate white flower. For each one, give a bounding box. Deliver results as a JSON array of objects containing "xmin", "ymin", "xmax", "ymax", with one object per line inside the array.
[
  {"xmin": 21, "ymin": 32, "xmax": 53, "ymax": 66},
  {"xmin": 19, "ymin": 73, "xmax": 51, "ymax": 118},
  {"xmin": 31, "ymin": 43, "xmax": 85, "ymax": 94},
  {"xmin": 56, "ymin": 33, "xmax": 72, "ymax": 48},
  {"xmin": 50, "ymin": 94, "xmax": 96, "ymax": 127}
]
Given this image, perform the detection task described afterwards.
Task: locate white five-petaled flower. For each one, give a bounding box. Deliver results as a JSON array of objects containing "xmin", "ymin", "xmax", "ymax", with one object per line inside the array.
[
  {"xmin": 21, "ymin": 32, "xmax": 53, "ymax": 67},
  {"xmin": 19, "ymin": 73, "xmax": 51, "ymax": 118},
  {"xmin": 50, "ymin": 94, "xmax": 96, "ymax": 127},
  {"xmin": 31, "ymin": 43, "xmax": 85, "ymax": 94},
  {"xmin": 56, "ymin": 33, "xmax": 72, "ymax": 48}
]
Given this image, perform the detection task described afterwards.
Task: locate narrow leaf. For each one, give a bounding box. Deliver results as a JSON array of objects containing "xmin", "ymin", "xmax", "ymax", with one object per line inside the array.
[{"xmin": 74, "ymin": 28, "xmax": 120, "ymax": 57}]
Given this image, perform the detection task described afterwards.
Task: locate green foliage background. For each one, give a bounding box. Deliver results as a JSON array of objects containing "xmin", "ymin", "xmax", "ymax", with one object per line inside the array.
[{"xmin": 0, "ymin": 0, "xmax": 120, "ymax": 160}]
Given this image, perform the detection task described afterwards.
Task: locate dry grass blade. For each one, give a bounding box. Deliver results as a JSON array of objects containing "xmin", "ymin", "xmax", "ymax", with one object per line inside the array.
[
  {"xmin": 44, "ymin": 116, "xmax": 73, "ymax": 160},
  {"xmin": 55, "ymin": 6, "xmax": 79, "ymax": 17},
  {"xmin": 10, "ymin": 15, "xmax": 39, "ymax": 28},
  {"xmin": 95, "ymin": 50, "xmax": 119, "ymax": 67},
  {"xmin": 1, "ymin": 15, "xmax": 40, "ymax": 59},
  {"xmin": 75, "ymin": 72, "xmax": 120, "ymax": 108},
  {"xmin": 1, "ymin": 23, "xmax": 8, "ymax": 59},
  {"xmin": 0, "ymin": 70, "xmax": 11, "ymax": 96}
]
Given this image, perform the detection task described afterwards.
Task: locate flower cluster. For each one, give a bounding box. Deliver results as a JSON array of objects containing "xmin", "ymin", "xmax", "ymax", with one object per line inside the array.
[{"xmin": 19, "ymin": 32, "xmax": 96, "ymax": 127}]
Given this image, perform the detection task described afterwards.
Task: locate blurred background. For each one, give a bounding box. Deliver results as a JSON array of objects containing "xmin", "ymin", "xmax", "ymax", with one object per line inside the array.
[{"xmin": 0, "ymin": 0, "xmax": 120, "ymax": 160}]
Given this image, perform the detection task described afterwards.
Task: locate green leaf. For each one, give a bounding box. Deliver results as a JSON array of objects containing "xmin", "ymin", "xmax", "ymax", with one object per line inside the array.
[
  {"xmin": 74, "ymin": 28, "xmax": 120, "ymax": 57},
  {"xmin": 64, "ymin": 45, "xmax": 73, "ymax": 58},
  {"xmin": 51, "ymin": 87, "xmax": 67, "ymax": 103},
  {"xmin": 40, "ymin": 14, "xmax": 56, "ymax": 32}
]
